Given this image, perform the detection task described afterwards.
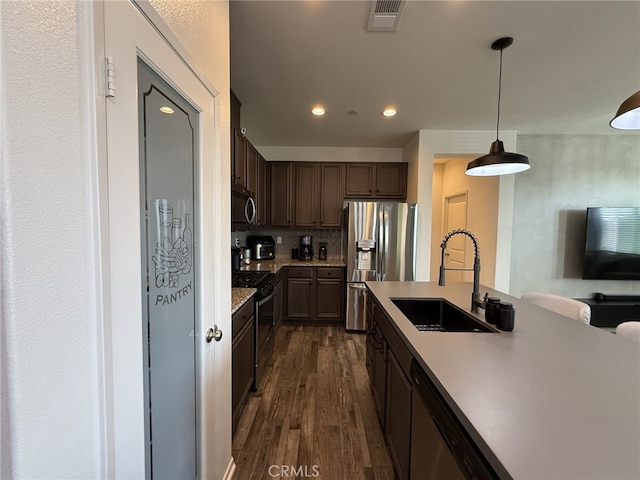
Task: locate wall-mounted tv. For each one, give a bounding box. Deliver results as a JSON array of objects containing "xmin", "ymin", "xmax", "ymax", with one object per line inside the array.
[{"xmin": 582, "ymin": 207, "xmax": 640, "ymax": 280}]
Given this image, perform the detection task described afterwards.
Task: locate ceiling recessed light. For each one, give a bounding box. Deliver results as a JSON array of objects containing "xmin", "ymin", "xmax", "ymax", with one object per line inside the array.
[
  {"xmin": 311, "ymin": 106, "xmax": 326, "ymax": 116},
  {"xmin": 382, "ymin": 108, "xmax": 397, "ymax": 117},
  {"xmin": 160, "ymin": 106, "xmax": 174, "ymax": 114}
]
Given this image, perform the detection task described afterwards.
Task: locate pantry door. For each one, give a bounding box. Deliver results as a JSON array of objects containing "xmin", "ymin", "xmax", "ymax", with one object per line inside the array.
[{"xmin": 102, "ymin": 1, "xmax": 220, "ymax": 478}]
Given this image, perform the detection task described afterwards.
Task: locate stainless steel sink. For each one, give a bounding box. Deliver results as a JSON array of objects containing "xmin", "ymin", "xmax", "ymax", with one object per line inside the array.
[{"xmin": 391, "ymin": 298, "xmax": 498, "ymax": 333}]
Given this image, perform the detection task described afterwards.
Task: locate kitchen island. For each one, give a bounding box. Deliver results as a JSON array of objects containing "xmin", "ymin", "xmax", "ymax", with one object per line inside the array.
[{"xmin": 366, "ymin": 281, "xmax": 640, "ymax": 480}]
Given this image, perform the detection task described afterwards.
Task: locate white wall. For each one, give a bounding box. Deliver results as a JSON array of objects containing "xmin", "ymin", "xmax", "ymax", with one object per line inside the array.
[
  {"xmin": 256, "ymin": 145, "xmax": 403, "ymax": 162},
  {"xmin": 0, "ymin": 1, "xmax": 231, "ymax": 478},
  {"xmin": 1, "ymin": 2, "xmax": 102, "ymax": 477},
  {"xmin": 510, "ymin": 134, "xmax": 640, "ymax": 297}
]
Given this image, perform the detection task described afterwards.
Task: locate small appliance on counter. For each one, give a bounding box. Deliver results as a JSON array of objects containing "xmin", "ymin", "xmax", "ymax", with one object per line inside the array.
[
  {"xmin": 232, "ymin": 246, "xmax": 242, "ymax": 272},
  {"xmin": 241, "ymin": 247, "xmax": 251, "ymax": 265},
  {"xmin": 299, "ymin": 235, "xmax": 313, "ymax": 261},
  {"xmin": 247, "ymin": 235, "xmax": 276, "ymax": 260},
  {"xmin": 318, "ymin": 242, "xmax": 327, "ymax": 261}
]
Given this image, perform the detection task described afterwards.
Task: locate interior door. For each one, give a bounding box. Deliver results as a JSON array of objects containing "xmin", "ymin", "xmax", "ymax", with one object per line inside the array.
[
  {"xmin": 102, "ymin": 1, "xmax": 221, "ymax": 478},
  {"xmin": 444, "ymin": 193, "xmax": 468, "ymax": 282},
  {"xmin": 138, "ymin": 59, "xmax": 198, "ymax": 479}
]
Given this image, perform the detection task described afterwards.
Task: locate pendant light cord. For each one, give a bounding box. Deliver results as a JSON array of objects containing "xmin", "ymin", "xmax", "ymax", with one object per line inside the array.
[{"xmin": 496, "ymin": 47, "xmax": 503, "ymax": 141}]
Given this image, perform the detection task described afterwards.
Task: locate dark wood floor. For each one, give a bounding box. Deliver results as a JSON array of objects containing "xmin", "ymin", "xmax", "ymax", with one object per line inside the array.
[{"xmin": 232, "ymin": 325, "xmax": 396, "ymax": 480}]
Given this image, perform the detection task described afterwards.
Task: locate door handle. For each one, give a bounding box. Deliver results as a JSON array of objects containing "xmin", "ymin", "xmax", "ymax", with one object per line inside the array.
[{"xmin": 205, "ymin": 325, "xmax": 223, "ymax": 343}]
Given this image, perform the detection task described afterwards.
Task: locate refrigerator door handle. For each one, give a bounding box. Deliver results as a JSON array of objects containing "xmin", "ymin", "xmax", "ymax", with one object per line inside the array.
[{"xmin": 379, "ymin": 210, "xmax": 387, "ymax": 281}]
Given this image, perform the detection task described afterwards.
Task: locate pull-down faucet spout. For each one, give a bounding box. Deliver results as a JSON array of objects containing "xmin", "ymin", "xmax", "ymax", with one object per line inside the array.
[{"xmin": 438, "ymin": 229, "xmax": 484, "ymax": 313}]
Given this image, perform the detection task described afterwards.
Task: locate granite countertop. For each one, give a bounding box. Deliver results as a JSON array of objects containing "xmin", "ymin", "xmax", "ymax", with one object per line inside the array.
[
  {"xmin": 239, "ymin": 257, "xmax": 345, "ymax": 273},
  {"xmin": 231, "ymin": 288, "xmax": 256, "ymax": 314},
  {"xmin": 366, "ymin": 281, "xmax": 640, "ymax": 480}
]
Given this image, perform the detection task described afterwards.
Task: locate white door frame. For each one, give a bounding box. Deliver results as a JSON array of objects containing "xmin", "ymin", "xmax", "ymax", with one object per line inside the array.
[{"xmin": 93, "ymin": 1, "xmax": 231, "ymax": 478}]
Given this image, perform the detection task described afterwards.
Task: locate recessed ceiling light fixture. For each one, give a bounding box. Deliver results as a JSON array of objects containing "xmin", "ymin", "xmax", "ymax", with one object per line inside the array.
[
  {"xmin": 160, "ymin": 106, "xmax": 174, "ymax": 114},
  {"xmin": 382, "ymin": 108, "xmax": 397, "ymax": 117},
  {"xmin": 466, "ymin": 37, "xmax": 530, "ymax": 177},
  {"xmin": 610, "ymin": 90, "xmax": 640, "ymax": 130},
  {"xmin": 311, "ymin": 106, "xmax": 326, "ymax": 116}
]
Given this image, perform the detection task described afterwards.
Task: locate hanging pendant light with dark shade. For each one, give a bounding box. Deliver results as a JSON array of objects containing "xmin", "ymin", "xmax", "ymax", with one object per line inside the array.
[
  {"xmin": 610, "ymin": 90, "xmax": 640, "ymax": 130},
  {"xmin": 466, "ymin": 37, "xmax": 530, "ymax": 176}
]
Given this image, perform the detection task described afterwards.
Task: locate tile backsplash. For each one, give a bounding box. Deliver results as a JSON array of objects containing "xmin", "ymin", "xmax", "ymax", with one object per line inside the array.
[{"xmin": 232, "ymin": 228, "xmax": 342, "ymax": 259}]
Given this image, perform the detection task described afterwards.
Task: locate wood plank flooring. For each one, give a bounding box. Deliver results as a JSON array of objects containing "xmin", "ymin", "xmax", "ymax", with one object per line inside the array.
[{"xmin": 232, "ymin": 325, "xmax": 396, "ymax": 480}]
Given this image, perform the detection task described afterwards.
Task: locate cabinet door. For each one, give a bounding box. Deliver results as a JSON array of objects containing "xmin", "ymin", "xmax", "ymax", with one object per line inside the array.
[
  {"xmin": 246, "ymin": 142, "xmax": 258, "ymax": 196},
  {"xmin": 269, "ymin": 162, "xmax": 292, "ymax": 227},
  {"xmin": 319, "ymin": 163, "xmax": 344, "ymax": 227},
  {"xmin": 232, "ymin": 129, "xmax": 246, "ymax": 187},
  {"xmin": 315, "ymin": 267, "xmax": 344, "ymax": 321},
  {"xmin": 287, "ymin": 278, "xmax": 314, "ymax": 320},
  {"xmin": 294, "ymin": 163, "xmax": 318, "ymax": 227},
  {"xmin": 372, "ymin": 330, "xmax": 387, "ymax": 427},
  {"xmin": 374, "ymin": 163, "xmax": 407, "ymax": 198},
  {"xmin": 386, "ymin": 351, "xmax": 412, "ymax": 480},
  {"xmin": 344, "ymin": 163, "xmax": 374, "ymax": 197},
  {"xmin": 316, "ymin": 278, "xmax": 343, "ymax": 320},
  {"xmin": 232, "ymin": 314, "xmax": 254, "ymax": 429}
]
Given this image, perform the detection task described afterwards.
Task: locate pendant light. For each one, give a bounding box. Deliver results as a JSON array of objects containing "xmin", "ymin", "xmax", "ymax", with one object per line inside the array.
[
  {"xmin": 610, "ymin": 90, "xmax": 640, "ymax": 130},
  {"xmin": 466, "ymin": 37, "xmax": 530, "ymax": 176}
]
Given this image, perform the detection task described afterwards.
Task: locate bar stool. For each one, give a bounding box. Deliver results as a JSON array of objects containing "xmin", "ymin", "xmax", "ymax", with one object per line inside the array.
[
  {"xmin": 521, "ymin": 292, "xmax": 591, "ymax": 324},
  {"xmin": 615, "ymin": 321, "xmax": 640, "ymax": 344}
]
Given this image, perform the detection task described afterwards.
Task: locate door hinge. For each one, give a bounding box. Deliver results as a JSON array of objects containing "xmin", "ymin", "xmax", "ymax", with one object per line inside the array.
[{"xmin": 105, "ymin": 57, "xmax": 115, "ymax": 98}]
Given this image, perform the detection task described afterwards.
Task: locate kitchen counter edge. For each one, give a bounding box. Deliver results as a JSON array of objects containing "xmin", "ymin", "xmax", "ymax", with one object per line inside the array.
[{"xmin": 365, "ymin": 281, "xmax": 640, "ymax": 480}]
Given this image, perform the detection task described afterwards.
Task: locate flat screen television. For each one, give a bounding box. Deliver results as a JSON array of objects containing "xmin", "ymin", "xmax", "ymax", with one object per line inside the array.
[{"xmin": 582, "ymin": 207, "xmax": 640, "ymax": 280}]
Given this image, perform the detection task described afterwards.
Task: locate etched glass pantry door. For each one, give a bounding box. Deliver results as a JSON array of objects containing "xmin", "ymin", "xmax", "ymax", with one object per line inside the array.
[{"xmin": 139, "ymin": 58, "xmax": 198, "ymax": 479}]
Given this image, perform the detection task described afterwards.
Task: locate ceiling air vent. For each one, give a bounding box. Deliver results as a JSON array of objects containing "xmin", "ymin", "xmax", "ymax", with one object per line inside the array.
[{"xmin": 367, "ymin": 0, "xmax": 406, "ymax": 32}]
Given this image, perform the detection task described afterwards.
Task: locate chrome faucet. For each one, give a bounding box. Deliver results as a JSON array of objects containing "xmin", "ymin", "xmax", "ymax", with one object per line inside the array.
[{"xmin": 438, "ymin": 229, "xmax": 485, "ymax": 313}]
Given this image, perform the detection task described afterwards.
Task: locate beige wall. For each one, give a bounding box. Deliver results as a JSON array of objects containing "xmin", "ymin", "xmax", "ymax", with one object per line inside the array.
[
  {"xmin": 510, "ymin": 134, "xmax": 640, "ymax": 298},
  {"xmin": 430, "ymin": 158, "xmax": 500, "ymax": 287}
]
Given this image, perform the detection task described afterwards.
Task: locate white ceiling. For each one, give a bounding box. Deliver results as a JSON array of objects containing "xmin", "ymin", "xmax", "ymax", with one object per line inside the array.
[{"xmin": 230, "ymin": 1, "xmax": 640, "ymax": 148}]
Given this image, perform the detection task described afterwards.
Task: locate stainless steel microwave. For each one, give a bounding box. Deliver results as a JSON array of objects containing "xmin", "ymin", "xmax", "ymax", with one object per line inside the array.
[{"xmin": 231, "ymin": 183, "xmax": 256, "ymax": 231}]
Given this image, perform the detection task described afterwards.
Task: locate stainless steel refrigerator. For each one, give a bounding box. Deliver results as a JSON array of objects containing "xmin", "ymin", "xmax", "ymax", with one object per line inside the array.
[{"xmin": 343, "ymin": 201, "xmax": 418, "ymax": 331}]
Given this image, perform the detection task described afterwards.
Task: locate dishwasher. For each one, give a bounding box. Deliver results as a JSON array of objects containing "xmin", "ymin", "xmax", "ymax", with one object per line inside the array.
[{"xmin": 410, "ymin": 360, "xmax": 498, "ymax": 480}]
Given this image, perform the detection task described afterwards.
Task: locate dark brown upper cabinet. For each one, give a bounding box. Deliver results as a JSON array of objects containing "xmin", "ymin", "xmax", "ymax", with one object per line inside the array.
[
  {"xmin": 294, "ymin": 163, "xmax": 344, "ymax": 229},
  {"xmin": 345, "ymin": 162, "xmax": 407, "ymax": 199},
  {"xmin": 269, "ymin": 162, "xmax": 293, "ymax": 227}
]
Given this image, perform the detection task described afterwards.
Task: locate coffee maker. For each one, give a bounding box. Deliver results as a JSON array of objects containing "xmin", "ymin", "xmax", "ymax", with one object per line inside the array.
[{"xmin": 299, "ymin": 235, "xmax": 313, "ymax": 261}]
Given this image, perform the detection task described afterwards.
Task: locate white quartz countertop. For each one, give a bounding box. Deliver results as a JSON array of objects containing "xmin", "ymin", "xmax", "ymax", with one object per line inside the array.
[{"xmin": 366, "ymin": 281, "xmax": 640, "ymax": 480}]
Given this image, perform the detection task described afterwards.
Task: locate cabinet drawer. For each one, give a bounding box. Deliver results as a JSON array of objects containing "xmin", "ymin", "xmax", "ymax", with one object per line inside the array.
[
  {"xmin": 287, "ymin": 267, "xmax": 314, "ymax": 278},
  {"xmin": 316, "ymin": 267, "xmax": 343, "ymax": 279},
  {"xmin": 232, "ymin": 299, "xmax": 254, "ymax": 338}
]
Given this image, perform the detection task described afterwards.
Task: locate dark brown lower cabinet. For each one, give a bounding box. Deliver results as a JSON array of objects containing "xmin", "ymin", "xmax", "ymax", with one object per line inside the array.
[
  {"xmin": 287, "ymin": 276, "xmax": 314, "ymax": 321},
  {"xmin": 316, "ymin": 268, "xmax": 344, "ymax": 321},
  {"xmin": 372, "ymin": 326, "xmax": 387, "ymax": 426},
  {"xmin": 367, "ymin": 296, "xmax": 412, "ymax": 480},
  {"xmin": 232, "ymin": 300, "xmax": 255, "ymax": 431},
  {"xmin": 285, "ymin": 266, "xmax": 344, "ymax": 324},
  {"xmin": 386, "ymin": 351, "xmax": 412, "ymax": 480}
]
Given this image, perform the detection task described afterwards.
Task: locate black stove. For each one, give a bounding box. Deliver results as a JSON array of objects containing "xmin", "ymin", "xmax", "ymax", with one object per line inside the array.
[{"xmin": 232, "ymin": 270, "xmax": 275, "ymax": 299}]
